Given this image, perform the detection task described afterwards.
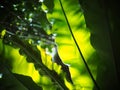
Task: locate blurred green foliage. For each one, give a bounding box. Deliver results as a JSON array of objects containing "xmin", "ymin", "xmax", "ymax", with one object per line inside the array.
[{"xmin": 0, "ymin": 0, "xmax": 100, "ymax": 90}]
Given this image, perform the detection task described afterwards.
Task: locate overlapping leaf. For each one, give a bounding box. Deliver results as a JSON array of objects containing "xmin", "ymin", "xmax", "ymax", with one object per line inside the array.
[
  {"xmin": 0, "ymin": 0, "xmax": 69, "ymax": 89},
  {"xmin": 47, "ymin": 0, "xmax": 96, "ymax": 89}
]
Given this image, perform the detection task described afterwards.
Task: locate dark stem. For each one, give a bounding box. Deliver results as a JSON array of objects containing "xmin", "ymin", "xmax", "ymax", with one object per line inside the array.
[{"xmin": 58, "ymin": 0, "xmax": 100, "ymax": 89}]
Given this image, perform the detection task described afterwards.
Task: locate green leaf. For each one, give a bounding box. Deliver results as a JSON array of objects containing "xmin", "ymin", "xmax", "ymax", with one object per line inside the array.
[
  {"xmin": 0, "ymin": 66, "xmax": 29, "ymax": 90},
  {"xmin": 52, "ymin": 45, "xmax": 73, "ymax": 84},
  {"xmin": 33, "ymin": 11, "xmax": 52, "ymax": 31},
  {"xmin": 4, "ymin": 34, "xmax": 69, "ymax": 90},
  {"xmin": 13, "ymin": 73, "xmax": 43, "ymax": 90},
  {"xmin": 0, "ymin": 65, "xmax": 42, "ymax": 90},
  {"xmin": 79, "ymin": 0, "xmax": 119, "ymax": 89},
  {"xmin": 43, "ymin": 0, "xmax": 54, "ymax": 13},
  {"xmin": 48, "ymin": 0, "xmax": 96, "ymax": 89}
]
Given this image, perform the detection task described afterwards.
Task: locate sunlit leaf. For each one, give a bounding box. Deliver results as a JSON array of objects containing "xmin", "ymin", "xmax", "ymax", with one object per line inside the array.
[{"xmin": 0, "ymin": 66, "xmax": 42, "ymax": 90}]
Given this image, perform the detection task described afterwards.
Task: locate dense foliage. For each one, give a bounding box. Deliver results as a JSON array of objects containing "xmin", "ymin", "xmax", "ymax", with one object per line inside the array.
[
  {"xmin": 0, "ymin": 0, "xmax": 81, "ymax": 89},
  {"xmin": 0, "ymin": 0, "xmax": 120, "ymax": 90}
]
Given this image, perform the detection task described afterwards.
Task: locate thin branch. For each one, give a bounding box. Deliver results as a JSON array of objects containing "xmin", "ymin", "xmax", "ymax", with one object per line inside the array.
[{"xmin": 59, "ymin": 0, "xmax": 100, "ymax": 89}]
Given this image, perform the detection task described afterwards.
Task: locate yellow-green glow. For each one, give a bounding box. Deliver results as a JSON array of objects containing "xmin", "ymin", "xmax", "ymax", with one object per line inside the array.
[
  {"xmin": 69, "ymin": 67, "xmax": 80, "ymax": 79},
  {"xmin": 57, "ymin": 29, "xmax": 96, "ymax": 89},
  {"xmin": 58, "ymin": 45, "xmax": 78, "ymax": 60},
  {"xmin": 48, "ymin": 2, "xmax": 96, "ymax": 88},
  {"xmin": 74, "ymin": 75, "xmax": 94, "ymax": 90},
  {"xmin": 10, "ymin": 48, "xmax": 40, "ymax": 83},
  {"xmin": 37, "ymin": 45, "xmax": 62, "ymax": 74},
  {"xmin": 65, "ymin": 79, "xmax": 74, "ymax": 90},
  {"xmin": 37, "ymin": 46, "xmax": 53, "ymax": 70},
  {"xmin": 0, "ymin": 30, "xmax": 6, "ymax": 38},
  {"xmin": 41, "ymin": 3, "xmax": 47, "ymax": 10},
  {"xmin": 52, "ymin": 63, "xmax": 62, "ymax": 74},
  {"xmin": 49, "ymin": 3, "xmax": 96, "ymax": 88},
  {"xmin": 74, "ymin": 29, "xmax": 95, "ymax": 60},
  {"xmin": 40, "ymin": 76, "xmax": 51, "ymax": 84}
]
